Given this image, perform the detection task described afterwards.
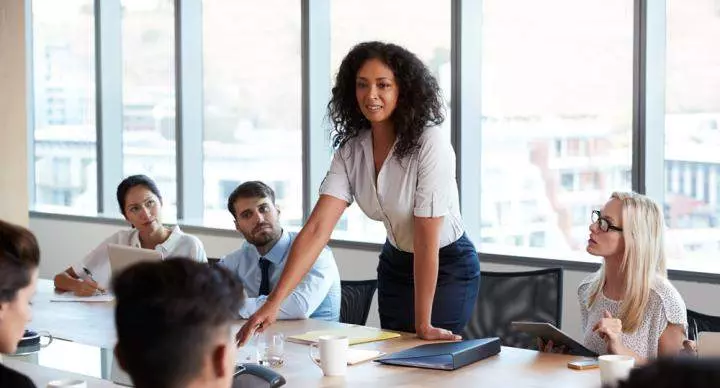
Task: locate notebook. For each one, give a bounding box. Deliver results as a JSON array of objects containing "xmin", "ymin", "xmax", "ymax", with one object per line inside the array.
[
  {"xmin": 374, "ymin": 337, "xmax": 501, "ymax": 371},
  {"xmin": 50, "ymin": 292, "xmax": 114, "ymax": 302},
  {"xmin": 107, "ymin": 243, "xmax": 163, "ymax": 277},
  {"xmin": 287, "ymin": 326, "xmax": 400, "ymax": 345}
]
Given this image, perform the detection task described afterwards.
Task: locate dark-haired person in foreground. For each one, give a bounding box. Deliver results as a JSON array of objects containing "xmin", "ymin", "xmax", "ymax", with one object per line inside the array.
[
  {"xmin": 616, "ymin": 357, "xmax": 720, "ymax": 388},
  {"xmin": 0, "ymin": 219, "xmax": 40, "ymax": 388},
  {"xmin": 54, "ymin": 174, "xmax": 207, "ymax": 296},
  {"xmin": 113, "ymin": 258, "xmax": 244, "ymax": 388}
]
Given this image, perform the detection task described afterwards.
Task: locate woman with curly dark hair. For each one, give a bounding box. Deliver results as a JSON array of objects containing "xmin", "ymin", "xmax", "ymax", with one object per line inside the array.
[{"xmin": 238, "ymin": 41, "xmax": 480, "ymax": 343}]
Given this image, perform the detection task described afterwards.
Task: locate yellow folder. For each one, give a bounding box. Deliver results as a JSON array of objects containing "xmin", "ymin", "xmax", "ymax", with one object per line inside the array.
[{"xmin": 287, "ymin": 326, "xmax": 401, "ymax": 345}]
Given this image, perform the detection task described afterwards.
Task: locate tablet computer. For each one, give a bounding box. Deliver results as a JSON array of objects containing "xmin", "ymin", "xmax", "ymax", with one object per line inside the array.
[
  {"xmin": 107, "ymin": 243, "xmax": 163, "ymax": 278},
  {"xmin": 510, "ymin": 321, "xmax": 598, "ymax": 357}
]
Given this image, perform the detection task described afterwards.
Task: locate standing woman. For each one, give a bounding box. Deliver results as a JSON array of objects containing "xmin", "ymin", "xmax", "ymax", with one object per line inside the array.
[
  {"xmin": 239, "ymin": 41, "xmax": 480, "ymax": 342},
  {"xmin": 0, "ymin": 220, "xmax": 41, "ymax": 387}
]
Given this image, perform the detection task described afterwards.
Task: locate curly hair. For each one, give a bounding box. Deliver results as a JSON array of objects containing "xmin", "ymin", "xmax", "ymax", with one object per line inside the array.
[{"xmin": 328, "ymin": 41, "xmax": 445, "ymax": 161}]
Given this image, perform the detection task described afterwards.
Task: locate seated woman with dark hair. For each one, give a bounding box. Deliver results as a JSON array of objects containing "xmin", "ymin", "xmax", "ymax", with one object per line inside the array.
[
  {"xmin": 0, "ymin": 219, "xmax": 41, "ymax": 388},
  {"xmin": 54, "ymin": 175, "xmax": 207, "ymax": 296}
]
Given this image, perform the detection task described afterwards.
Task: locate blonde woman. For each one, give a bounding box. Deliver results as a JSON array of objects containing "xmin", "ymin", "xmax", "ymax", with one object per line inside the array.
[{"xmin": 579, "ymin": 192, "xmax": 687, "ymax": 362}]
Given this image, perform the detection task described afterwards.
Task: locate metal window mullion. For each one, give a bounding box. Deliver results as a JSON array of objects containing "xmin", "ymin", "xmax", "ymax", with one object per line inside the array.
[
  {"xmin": 26, "ymin": 0, "xmax": 36, "ymax": 208},
  {"xmin": 175, "ymin": 0, "xmax": 204, "ymax": 222},
  {"xmin": 302, "ymin": 0, "xmax": 331, "ymax": 223},
  {"xmin": 95, "ymin": 0, "xmax": 123, "ymax": 216},
  {"xmin": 454, "ymin": 0, "xmax": 484, "ymax": 244},
  {"xmin": 634, "ymin": 0, "xmax": 666, "ymax": 202}
]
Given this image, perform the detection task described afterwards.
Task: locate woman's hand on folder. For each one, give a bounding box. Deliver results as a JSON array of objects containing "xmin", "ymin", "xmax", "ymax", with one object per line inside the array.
[{"xmin": 417, "ymin": 324, "xmax": 461, "ymax": 341}]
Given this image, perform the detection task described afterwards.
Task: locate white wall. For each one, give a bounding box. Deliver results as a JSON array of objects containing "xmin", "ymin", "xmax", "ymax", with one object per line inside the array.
[
  {"xmin": 29, "ymin": 216, "xmax": 720, "ymax": 337},
  {"xmin": 0, "ymin": 0, "xmax": 29, "ymax": 226}
]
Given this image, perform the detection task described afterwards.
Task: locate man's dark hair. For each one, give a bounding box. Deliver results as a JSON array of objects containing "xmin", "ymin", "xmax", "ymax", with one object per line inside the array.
[
  {"xmin": 226, "ymin": 181, "xmax": 276, "ymax": 218},
  {"xmin": 0, "ymin": 219, "xmax": 40, "ymax": 302},
  {"xmin": 616, "ymin": 357, "xmax": 720, "ymax": 388},
  {"xmin": 116, "ymin": 174, "xmax": 163, "ymax": 217},
  {"xmin": 112, "ymin": 258, "xmax": 244, "ymax": 388}
]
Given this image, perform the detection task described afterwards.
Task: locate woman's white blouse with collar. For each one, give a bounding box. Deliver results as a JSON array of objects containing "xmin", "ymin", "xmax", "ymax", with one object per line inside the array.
[{"xmin": 319, "ymin": 126, "xmax": 464, "ymax": 252}]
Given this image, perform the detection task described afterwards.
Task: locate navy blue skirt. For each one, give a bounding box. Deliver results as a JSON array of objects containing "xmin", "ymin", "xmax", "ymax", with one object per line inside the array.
[{"xmin": 377, "ymin": 233, "xmax": 480, "ymax": 334}]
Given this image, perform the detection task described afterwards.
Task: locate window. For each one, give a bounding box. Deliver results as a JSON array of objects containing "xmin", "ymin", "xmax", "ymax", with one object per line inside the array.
[
  {"xmin": 664, "ymin": 0, "xmax": 720, "ymax": 271},
  {"xmin": 121, "ymin": 0, "xmax": 177, "ymax": 221},
  {"xmin": 329, "ymin": 0, "xmax": 452, "ymax": 242},
  {"xmin": 32, "ymin": 0, "xmax": 97, "ymax": 215},
  {"xmin": 201, "ymin": 0, "xmax": 302, "ymax": 229},
  {"xmin": 479, "ymin": 0, "xmax": 634, "ymax": 257}
]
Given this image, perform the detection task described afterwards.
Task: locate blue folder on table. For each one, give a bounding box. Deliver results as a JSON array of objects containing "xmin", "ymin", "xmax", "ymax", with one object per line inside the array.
[{"xmin": 374, "ymin": 337, "xmax": 501, "ymax": 371}]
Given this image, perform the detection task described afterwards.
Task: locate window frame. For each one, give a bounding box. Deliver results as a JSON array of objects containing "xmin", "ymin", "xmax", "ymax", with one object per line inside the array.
[{"xmin": 26, "ymin": 0, "xmax": 720, "ymax": 279}]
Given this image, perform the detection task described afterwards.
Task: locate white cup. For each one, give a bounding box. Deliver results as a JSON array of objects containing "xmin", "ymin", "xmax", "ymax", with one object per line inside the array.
[
  {"xmin": 46, "ymin": 379, "xmax": 87, "ymax": 388},
  {"xmin": 599, "ymin": 355, "xmax": 635, "ymax": 387},
  {"xmin": 309, "ymin": 335, "xmax": 348, "ymax": 376}
]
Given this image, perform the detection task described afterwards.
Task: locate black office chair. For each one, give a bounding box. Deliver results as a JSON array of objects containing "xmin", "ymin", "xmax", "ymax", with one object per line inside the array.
[
  {"xmin": 462, "ymin": 268, "xmax": 563, "ymax": 349},
  {"xmin": 233, "ymin": 364, "xmax": 286, "ymax": 388},
  {"xmin": 340, "ymin": 279, "xmax": 378, "ymax": 325},
  {"xmin": 208, "ymin": 257, "xmax": 221, "ymax": 267},
  {"xmin": 687, "ymin": 309, "xmax": 720, "ymax": 341}
]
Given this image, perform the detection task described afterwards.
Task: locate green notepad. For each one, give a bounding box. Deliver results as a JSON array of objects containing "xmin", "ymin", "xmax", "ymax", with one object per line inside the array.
[{"xmin": 287, "ymin": 326, "xmax": 401, "ymax": 345}]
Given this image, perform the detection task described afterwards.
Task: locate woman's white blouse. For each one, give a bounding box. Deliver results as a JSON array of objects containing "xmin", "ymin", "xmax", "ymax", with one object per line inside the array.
[
  {"xmin": 71, "ymin": 225, "xmax": 207, "ymax": 289},
  {"xmin": 578, "ymin": 273, "xmax": 687, "ymax": 359},
  {"xmin": 319, "ymin": 126, "xmax": 464, "ymax": 252}
]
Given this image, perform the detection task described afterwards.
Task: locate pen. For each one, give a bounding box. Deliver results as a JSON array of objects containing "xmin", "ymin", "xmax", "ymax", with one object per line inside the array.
[
  {"xmin": 82, "ymin": 267, "xmax": 95, "ymax": 282},
  {"xmin": 82, "ymin": 267, "xmax": 105, "ymax": 294}
]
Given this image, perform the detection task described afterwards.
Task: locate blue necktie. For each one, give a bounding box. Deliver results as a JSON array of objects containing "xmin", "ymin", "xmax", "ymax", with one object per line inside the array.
[{"xmin": 258, "ymin": 257, "xmax": 271, "ymax": 296}]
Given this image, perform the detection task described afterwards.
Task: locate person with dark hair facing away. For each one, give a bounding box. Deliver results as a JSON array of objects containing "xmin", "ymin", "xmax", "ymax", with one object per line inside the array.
[
  {"xmin": 220, "ymin": 181, "xmax": 340, "ymax": 321},
  {"xmin": 239, "ymin": 41, "xmax": 480, "ymax": 344},
  {"xmin": 0, "ymin": 219, "xmax": 41, "ymax": 388},
  {"xmin": 113, "ymin": 258, "xmax": 244, "ymax": 388},
  {"xmin": 616, "ymin": 357, "xmax": 720, "ymax": 388},
  {"xmin": 54, "ymin": 174, "xmax": 207, "ymax": 296}
]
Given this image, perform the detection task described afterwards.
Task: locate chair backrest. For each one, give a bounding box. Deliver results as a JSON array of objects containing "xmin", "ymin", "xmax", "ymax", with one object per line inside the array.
[
  {"xmin": 233, "ymin": 364, "xmax": 286, "ymax": 388},
  {"xmin": 340, "ymin": 279, "xmax": 378, "ymax": 326},
  {"xmin": 208, "ymin": 257, "xmax": 220, "ymax": 267},
  {"xmin": 462, "ymin": 268, "xmax": 563, "ymax": 349},
  {"xmin": 687, "ymin": 309, "xmax": 720, "ymax": 341}
]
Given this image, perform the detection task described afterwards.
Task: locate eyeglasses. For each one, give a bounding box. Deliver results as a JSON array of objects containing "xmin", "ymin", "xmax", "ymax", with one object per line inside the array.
[{"xmin": 591, "ymin": 210, "xmax": 623, "ymax": 233}]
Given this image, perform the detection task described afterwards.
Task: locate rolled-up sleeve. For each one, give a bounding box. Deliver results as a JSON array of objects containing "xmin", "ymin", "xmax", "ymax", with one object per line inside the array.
[
  {"xmin": 319, "ymin": 149, "xmax": 354, "ymax": 205},
  {"xmin": 414, "ymin": 129, "xmax": 455, "ymax": 218}
]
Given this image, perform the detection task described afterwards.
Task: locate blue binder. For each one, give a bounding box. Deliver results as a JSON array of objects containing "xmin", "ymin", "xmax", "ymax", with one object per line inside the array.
[{"xmin": 374, "ymin": 337, "xmax": 501, "ymax": 371}]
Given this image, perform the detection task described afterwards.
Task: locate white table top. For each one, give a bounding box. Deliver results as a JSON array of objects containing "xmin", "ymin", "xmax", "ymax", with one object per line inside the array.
[{"xmin": 17, "ymin": 279, "xmax": 601, "ymax": 387}]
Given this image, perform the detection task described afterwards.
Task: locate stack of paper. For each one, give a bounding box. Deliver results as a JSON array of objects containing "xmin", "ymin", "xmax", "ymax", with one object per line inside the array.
[
  {"xmin": 50, "ymin": 293, "xmax": 115, "ymax": 302},
  {"xmin": 287, "ymin": 326, "xmax": 400, "ymax": 345}
]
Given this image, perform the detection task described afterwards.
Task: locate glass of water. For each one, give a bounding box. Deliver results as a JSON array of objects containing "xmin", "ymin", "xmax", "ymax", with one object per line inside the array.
[{"xmin": 257, "ymin": 332, "xmax": 285, "ymax": 368}]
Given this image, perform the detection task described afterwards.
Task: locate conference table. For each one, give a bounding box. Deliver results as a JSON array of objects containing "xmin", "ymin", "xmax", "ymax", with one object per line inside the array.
[{"xmin": 4, "ymin": 279, "xmax": 601, "ymax": 387}]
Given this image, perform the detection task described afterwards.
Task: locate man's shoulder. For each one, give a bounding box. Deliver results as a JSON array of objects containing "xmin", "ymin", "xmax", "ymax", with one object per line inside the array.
[
  {"xmin": 285, "ymin": 232, "xmax": 334, "ymax": 261},
  {"xmin": 219, "ymin": 245, "xmax": 251, "ymax": 267}
]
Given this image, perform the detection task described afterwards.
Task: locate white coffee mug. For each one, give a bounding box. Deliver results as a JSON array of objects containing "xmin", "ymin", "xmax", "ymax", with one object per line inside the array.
[
  {"xmin": 46, "ymin": 379, "xmax": 87, "ymax": 388},
  {"xmin": 309, "ymin": 335, "xmax": 348, "ymax": 376},
  {"xmin": 599, "ymin": 355, "xmax": 635, "ymax": 387}
]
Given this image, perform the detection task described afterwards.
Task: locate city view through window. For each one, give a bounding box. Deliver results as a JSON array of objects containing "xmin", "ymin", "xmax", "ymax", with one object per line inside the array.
[{"xmin": 31, "ymin": 0, "xmax": 720, "ymax": 272}]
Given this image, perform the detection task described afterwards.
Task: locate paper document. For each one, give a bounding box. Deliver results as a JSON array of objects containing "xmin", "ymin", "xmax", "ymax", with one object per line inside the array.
[
  {"xmin": 50, "ymin": 293, "xmax": 114, "ymax": 302},
  {"xmin": 347, "ymin": 349, "xmax": 385, "ymax": 365},
  {"xmin": 287, "ymin": 326, "xmax": 400, "ymax": 345}
]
